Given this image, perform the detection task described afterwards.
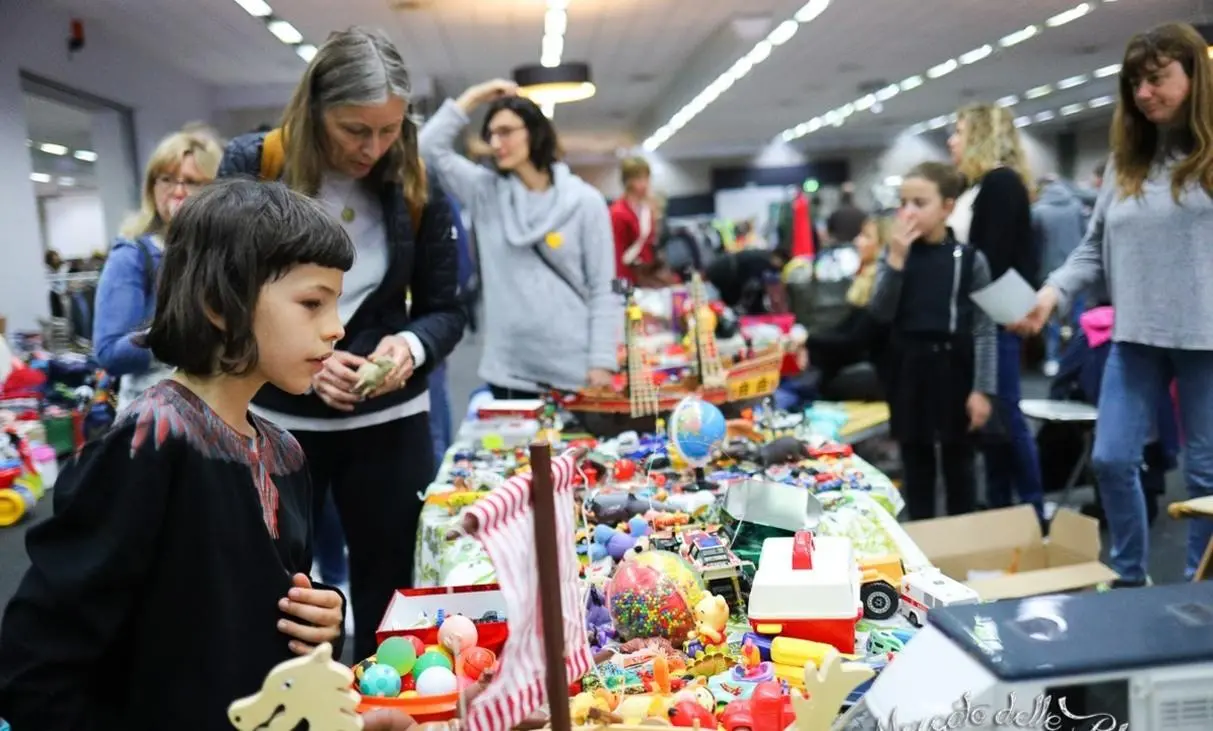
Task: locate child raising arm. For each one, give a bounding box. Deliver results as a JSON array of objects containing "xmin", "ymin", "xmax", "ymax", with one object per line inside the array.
[
  {"xmin": 868, "ymin": 162, "xmax": 995, "ymax": 520},
  {"xmin": 0, "ymin": 180, "xmax": 355, "ymax": 731}
]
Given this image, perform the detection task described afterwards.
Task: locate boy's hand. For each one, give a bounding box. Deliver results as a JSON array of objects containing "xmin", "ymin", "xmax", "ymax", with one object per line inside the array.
[
  {"xmin": 278, "ymin": 573, "xmax": 343, "ymax": 656},
  {"xmin": 887, "ymin": 211, "xmax": 920, "ymax": 270},
  {"xmin": 966, "ymin": 392, "xmax": 992, "ymax": 431}
]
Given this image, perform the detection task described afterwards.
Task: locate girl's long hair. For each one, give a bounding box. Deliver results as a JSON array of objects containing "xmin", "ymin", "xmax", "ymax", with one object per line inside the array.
[
  {"xmin": 954, "ymin": 103, "xmax": 1033, "ymax": 193},
  {"xmin": 1112, "ymin": 22, "xmax": 1213, "ymax": 200},
  {"xmin": 278, "ymin": 27, "xmax": 427, "ymax": 210},
  {"xmin": 119, "ymin": 128, "xmax": 222, "ymax": 239}
]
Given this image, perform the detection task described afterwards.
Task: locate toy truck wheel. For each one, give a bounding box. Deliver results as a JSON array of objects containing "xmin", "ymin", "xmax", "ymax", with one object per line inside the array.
[{"xmin": 861, "ymin": 581, "xmax": 899, "ymax": 620}]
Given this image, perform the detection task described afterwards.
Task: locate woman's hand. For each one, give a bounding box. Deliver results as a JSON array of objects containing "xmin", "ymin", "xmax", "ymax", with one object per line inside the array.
[
  {"xmin": 887, "ymin": 212, "xmax": 920, "ymax": 270},
  {"xmin": 364, "ymin": 334, "xmax": 416, "ymax": 398},
  {"xmin": 966, "ymin": 392, "xmax": 992, "ymax": 431},
  {"xmin": 587, "ymin": 368, "xmax": 615, "ymax": 389},
  {"xmin": 1009, "ymin": 286, "xmax": 1060, "ymax": 336},
  {"xmin": 314, "ymin": 351, "xmax": 367, "ymax": 412},
  {"xmin": 278, "ymin": 573, "xmax": 343, "ymax": 656},
  {"xmin": 362, "ymin": 710, "xmax": 419, "ymax": 731},
  {"xmin": 456, "ymin": 79, "xmax": 518, "ymax": 114}
]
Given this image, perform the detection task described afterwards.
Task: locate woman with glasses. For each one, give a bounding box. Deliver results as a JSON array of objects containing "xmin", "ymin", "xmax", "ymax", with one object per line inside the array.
[
  {"xmin": 419, "ymin": 79, "xmax": 620, "ymax": 400},
  {"xmin": 93, "ymin": 128, "xmax": 222, "ymax": 411}
]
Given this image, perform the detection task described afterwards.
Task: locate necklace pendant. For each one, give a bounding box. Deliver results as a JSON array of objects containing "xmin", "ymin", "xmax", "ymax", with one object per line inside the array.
[{"xmin": 341, "ymin": 206, "xmax": 356, "ymax": 223}]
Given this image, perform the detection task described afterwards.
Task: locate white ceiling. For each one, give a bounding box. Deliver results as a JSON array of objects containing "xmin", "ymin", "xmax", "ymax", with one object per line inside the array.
[{"xmin": 46, "ymin": 0, "xmax": 1202, "ymax": 158}]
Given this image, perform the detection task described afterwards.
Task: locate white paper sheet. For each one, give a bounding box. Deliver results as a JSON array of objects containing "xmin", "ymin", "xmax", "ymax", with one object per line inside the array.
[{"xmin": 969, "ymin": 269, "xmax": 1037, "ymax": 325}]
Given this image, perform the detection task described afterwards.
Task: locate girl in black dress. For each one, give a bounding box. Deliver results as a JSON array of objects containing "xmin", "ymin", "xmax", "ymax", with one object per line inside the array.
[{"xmin": 867, "ymin": 162, "xmax": 996, "ymax": 520}]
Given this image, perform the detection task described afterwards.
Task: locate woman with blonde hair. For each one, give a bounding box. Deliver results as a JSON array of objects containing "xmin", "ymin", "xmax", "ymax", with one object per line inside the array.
[
  {"xmin": 948, "ymin": 102, "xmax": 1044, "ymax": 520},
  {"xmin": 218, "ymin": 27, "xmax": 464, "ymax": 660},
  {"xmin": 1015, "ymin": 22, "xmax": 1213, "ymax": 587},
  {"xmin": 92, "ymin": 127, "xmax": 222, "ymax": 411}
]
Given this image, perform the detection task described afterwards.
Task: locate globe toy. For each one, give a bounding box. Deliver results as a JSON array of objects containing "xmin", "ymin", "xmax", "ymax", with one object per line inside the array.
[
  {"xmin": 606, "ymin": 560, "xmax": 696, "ymax": 644},
  {"xmin": 459, "ymin": 646, "xmax": 497, "ymax": 681},
  {"xmin": 437, "ymin": 614, "xmax": 479, "ymax": 654},
  {"xmin": 413, "ymin": 648, "xmax": 454, "ymax": 678},
  {"xmin": 354, "ymin": 656, "xmax": 377, "ymax": 680},
  {"xmin": 668, "ymin": 397, "xmax": 727, "ymax": 468},
  {"xmin": 376, "ymin": 636, "xmax": 417, "ymax": 675},
  {"xmin": 415, "ymin": 665, "xmax": 459, "ymax": 697},
  {"xmin": 359, "ymin": 663, "xmax": 402, "ymax": 698}
]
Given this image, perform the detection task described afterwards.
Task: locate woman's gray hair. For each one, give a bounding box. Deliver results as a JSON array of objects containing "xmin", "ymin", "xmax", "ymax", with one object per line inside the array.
[
  {"xmin": 279, "ymin": 26, "xmax": 428, "ymax": 209},
  {"xmin": 312, "ymin": 27, "xmax": 411, "ymax": 109}
]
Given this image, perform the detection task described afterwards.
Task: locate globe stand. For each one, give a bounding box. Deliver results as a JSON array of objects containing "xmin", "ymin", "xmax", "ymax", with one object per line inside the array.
[{"xmin": 688, "ymin": 466, "xmax": 716, "ymax": 493}]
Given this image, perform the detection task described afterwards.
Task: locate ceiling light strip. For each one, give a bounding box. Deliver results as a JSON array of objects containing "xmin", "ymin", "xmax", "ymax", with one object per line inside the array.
[
  {"xmin": 779, "ymin": 1, "xmax": 1103, "ymax": 144},
  {"xmin": 643, "ymin": 0, "xmax": 831, "ymax": 152},
  {"xmin": 540, "ymin": 0, "xmax": 569, "ymax": 69},
  {"xmin": 230, "ymin": 0, "xmax": 317, "ymax": 63}
]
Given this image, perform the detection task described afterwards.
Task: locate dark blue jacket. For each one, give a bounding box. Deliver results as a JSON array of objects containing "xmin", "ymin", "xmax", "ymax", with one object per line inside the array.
[{"xmin": 218, "ymin": 132, "xmax": 466, "ymax": 420}]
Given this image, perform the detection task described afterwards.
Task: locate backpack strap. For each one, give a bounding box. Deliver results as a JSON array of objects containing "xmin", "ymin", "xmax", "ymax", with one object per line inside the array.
[{"xmin": 260, "ymin": 127, "xmax": 424, "ymax": 233}]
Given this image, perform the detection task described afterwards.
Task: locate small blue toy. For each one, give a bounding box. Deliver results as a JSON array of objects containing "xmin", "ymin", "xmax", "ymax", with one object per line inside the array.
[{"xmin": 359, "ymin": 663, "xmax": 402, "ymax": 697}]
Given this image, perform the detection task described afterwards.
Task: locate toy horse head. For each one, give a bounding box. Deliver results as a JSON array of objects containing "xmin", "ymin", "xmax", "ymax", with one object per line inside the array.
[{"xmin": 228, "ymin": 643, "xmax": 362, "ymax": 731}]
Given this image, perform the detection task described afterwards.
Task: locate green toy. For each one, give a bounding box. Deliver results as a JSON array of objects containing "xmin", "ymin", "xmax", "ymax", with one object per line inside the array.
[
  {"xmin": 376, "ymin": 636, "xmax": 416, "ymax": 675},
  {"xmin": 354, "ymin": 357, "xmax": 395, "ymax": 396},
  {"xmin": 412, "ymin": 649, "xmax": 453, "ymax": 677}
]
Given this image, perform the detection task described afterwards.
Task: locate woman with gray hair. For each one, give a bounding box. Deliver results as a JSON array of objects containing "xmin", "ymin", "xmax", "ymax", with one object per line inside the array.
[{"xmin": 218, "ymin": 26, "xmax": 464, "ymax": 659}]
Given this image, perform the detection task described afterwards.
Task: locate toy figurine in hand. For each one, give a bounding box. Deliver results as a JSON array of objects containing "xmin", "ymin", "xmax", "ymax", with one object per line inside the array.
[{"xmin": 354, "ymin": 357, "xmax": 395, "ymax": 397}]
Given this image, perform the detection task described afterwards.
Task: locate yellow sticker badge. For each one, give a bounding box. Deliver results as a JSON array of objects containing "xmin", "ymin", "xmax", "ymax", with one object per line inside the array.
[{"xmin": 545, "ymin": 231, "xmax": 564, "ymax": 249}]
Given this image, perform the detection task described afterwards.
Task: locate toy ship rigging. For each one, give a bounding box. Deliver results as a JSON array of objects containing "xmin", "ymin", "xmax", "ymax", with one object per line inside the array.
[{"xmin": 559, "ymin": 275, "xmax": 785, "ymax": 421}]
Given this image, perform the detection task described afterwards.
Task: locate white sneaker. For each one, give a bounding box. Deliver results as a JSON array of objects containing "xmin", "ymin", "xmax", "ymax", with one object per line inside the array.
[{"xmin": 1042, "ymin": 361, "xmax": 1059, "ymax": 377}]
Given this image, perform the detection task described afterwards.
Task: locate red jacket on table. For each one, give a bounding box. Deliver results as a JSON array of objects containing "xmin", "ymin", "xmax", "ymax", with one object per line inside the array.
[{"xmin": 609, "ymin": 198, "xmax": 657, "ymax": 282}]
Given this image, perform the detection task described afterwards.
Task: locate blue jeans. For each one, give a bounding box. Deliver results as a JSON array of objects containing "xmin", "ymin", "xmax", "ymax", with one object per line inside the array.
[
  {"xmin": 429, "ymin": 363, "xmax": 453, "ymax": 471},
  {"xmin": 985, "ymin": 330, "xmax": 1045, "ymax": 516},
  {"xmin": 1093, "ymin": 343, "xmax": 1213, "ymax": 583},
  {"xmin": 314, "ymin": 491, "xmax": 347, "ymax": 585}
]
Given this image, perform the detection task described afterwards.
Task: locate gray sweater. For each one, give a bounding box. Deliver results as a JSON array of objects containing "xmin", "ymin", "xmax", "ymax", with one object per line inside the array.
[
  {"xmin": 419, "ymin": 99, "xmax": 621, "ymax": 391},
  {"xmin": 1048, "ymin": 158, "xmax": 1213, "ymax": 349}
]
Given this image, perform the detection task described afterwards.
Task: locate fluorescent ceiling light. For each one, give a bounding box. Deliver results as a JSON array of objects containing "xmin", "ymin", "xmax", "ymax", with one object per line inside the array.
[
  {"xmin": 926, "ymin": 115, "xmax": 950, "ymax": 130},
  {"xmin": 1014, "ymin": 116, "xmax": 1032, "ymax": 128},
  {"xmin": 1057, "ymin": 74, "xmax": 1089, "ymax": 90},
  {"xmin": 875, "ymin": 84, "xmax": 900, "ymax": 101},
  {"xmin": 899, "ymin": 75, "xmax": 923, "ymax": 91},
  {"xmin": 30, "ymin": 173, "xmax": 51, "ymax": 183},
  {"xmin": 73, "ymin": 149, "xmax": 97, "ymax": 162},
  {"xmin": 544, "ymin": 9, "xmax": 567, "ymax": 37},
  {"xmin": 1093, "ymin": 63, "xmax": 1121, "ymax": 78},
  {"xmin": 232, "ymin": 0, "xmax": 272, "ymax": 17},
  {"xmin": 542, "ymin": 34, "xmax": 563, "ymax": 59},
  {"xmin": 295, "ymin": 44, "xmax": 316, "ymax": 62},
  {"xmin": 266, "ymin": 19, "xmax": 303, "ymax": 45},
  {"xmin": 58, "ymin": 176, "xmax": 76, "ymax": 186},
  {"xmin": 644, "ymin": 0, "xmax": 832, "ymax": 150},
  {"xmin": 1046, "ymin": 3, "xmax": 1091, "ymax": 28},
  {"xmin": 854, "ymin": 94, "xmax": 876, "ymax": 111},
  {"xmin": 1061, "ymin": 103, "xmax": 1085, "ymax": 116},
  {"xmin": 1024, "ymin": 84, "xmax": 1053, "ymax": 99},
  {"xmin": 959, "ymin": 45, "xmax": 992, "ymax": 65},
  {"xmin": 795, "ymin": 0, "xmax": 830, "ymax": 23},
  {"xmin": 38, "ymin": 143, "xmax": 68, "ymax": 156},
  {"xmin": 1034, "ymin": 110, "xmax": 1056, "ymax": 122},
  {"xmin": 1088, "ymin": 95, "xmax": 1115, "ymax": 108},
  {"xmin": 926, "ymin": 59, "xmax": 958, "ymax": 79},
  {"xmin": 996, "ymin": 95, "xmax": 1020, "ymax": 107},
  {"xmin": 999, "ymin": 25, "xmax": 1039, "ymax": 48}
]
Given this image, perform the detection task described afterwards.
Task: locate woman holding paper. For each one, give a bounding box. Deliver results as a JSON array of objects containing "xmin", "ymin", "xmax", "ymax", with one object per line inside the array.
[
  {"xmin": 948, "ymin": 103, "xmax": 1045, "ymax": 521},
  {"xmin": 1014, "ymin": 23, "xmax": 1213, "ymax": 587}
]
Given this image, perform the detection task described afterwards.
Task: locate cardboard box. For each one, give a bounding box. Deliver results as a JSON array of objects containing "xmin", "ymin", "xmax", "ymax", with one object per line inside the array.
[{"xmin": 901, "ymin": 505, "xmax": 1118, "ymax": 601}]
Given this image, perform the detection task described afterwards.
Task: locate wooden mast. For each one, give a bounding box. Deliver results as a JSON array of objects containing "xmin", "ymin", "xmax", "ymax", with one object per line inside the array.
[
  {"xmin": 618, "ymin": 280, "xmax": 659, "ymax": 418},
  {"xmin": 689, "ymin": 273, "xmax": 725, "ymax": 389},
  {"xmin": 529, "ymin": 442, "xmax": 573, "ymax": 731}
]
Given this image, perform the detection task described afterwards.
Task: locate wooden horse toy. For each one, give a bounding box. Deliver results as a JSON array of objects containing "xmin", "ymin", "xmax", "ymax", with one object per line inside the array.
[{"xmin": 228, "ymin": 642, "xmax": 362, "ymax": 731}]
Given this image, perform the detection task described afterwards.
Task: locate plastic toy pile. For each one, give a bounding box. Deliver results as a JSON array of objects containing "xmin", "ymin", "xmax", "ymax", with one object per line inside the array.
[{"xmin": 403, "ymin": 394, "xmax": 988, "ymax": 726}]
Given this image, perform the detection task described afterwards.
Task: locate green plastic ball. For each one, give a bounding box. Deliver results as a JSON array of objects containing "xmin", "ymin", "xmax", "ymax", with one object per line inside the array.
[
  {"xmin": 412, "ymin": 649, "xmax": 454, "ymax": 677},
  {"xmin": 377, "ymin": 636, "xmax": 417, "ymax": 675}
]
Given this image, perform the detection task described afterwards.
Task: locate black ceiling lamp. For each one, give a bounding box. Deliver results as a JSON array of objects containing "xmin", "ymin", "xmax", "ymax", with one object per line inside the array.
[{"xmin": 512, "ymin": 62, "xmax": 597, "ymax": 107}]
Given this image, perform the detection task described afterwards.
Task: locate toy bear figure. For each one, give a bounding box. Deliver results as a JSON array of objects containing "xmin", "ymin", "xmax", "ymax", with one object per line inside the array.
[{"xmin": 691, "ymin": 593, "xmax": 729, "ymax": 647}]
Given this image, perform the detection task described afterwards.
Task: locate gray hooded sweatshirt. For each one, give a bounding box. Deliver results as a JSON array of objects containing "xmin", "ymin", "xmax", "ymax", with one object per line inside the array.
[{"xmin": 419, "ymin": 99, "xmax": 621, "ymax": 391}]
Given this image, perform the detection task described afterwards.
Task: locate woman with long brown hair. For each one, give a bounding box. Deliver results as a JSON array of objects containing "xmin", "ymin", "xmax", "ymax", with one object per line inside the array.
[
  {"xmin": 218, "ymin": 27, "xmax": 465, "ymax": 657},
  {"xmin": 948, "ymin": 102, "xmax": 1044, "ymax": 521},
  {"xmin": 1015, "ymin": 22, "xmax": 1213, "ymax": 587}
]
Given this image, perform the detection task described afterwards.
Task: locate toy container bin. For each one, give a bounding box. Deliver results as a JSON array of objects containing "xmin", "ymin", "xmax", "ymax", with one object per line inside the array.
[{"xmin": 747, "ymin": 531, "xmax": 863, "ymax": 653}]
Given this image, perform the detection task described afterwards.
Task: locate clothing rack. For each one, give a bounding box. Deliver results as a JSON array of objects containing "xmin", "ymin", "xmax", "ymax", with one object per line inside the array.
[{"xmin": 47, "ymin": 271, "xmax": 101, "ymax": 292}]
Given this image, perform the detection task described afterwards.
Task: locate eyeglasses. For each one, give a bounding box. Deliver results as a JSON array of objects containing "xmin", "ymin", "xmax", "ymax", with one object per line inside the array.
[
  {"xmin": 155, "ymin": 175, "xmax": 205, "ymax": 193},
  {"xmin": 485, "ymin": 125, "xmax": 525, "ymax": 142}
]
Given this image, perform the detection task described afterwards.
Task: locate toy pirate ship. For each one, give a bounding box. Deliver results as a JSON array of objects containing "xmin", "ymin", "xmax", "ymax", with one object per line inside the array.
[{"xmin": 561, "ymin": 274, "xmax": 785, "ymax": 421}]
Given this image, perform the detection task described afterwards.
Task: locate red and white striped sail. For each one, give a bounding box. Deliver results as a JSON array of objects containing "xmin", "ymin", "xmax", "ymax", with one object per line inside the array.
[{"xmin": 463, "ymin": 453, "xmax": 593, "ymax": 731}]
